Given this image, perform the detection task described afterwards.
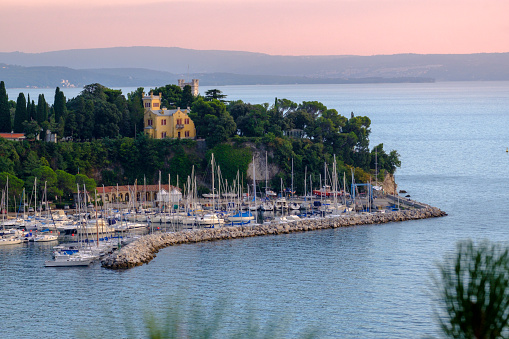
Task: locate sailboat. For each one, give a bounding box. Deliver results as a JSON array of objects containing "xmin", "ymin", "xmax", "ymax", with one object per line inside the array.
[
  {"xmin": 44, "ymin": 184, "xmax": 96, "ymax": 267},
  {"xmin": 0, "ymin": 187, "xmax": 23, "ymax": 246},
  {"xmin": 261, "ymin": 151, "xmax": 275, "ymax": 211},
  {"xmin": 289, "ymin": 158, "xmax": 300, "ymax": 210},
  {"xmin": 249, "ymin": 155, "xmax": 261, "ymax": 211}
]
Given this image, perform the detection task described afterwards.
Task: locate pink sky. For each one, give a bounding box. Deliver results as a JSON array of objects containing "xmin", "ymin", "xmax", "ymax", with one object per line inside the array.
[{"xmin": 1, "ymin": 0, "xmax": 508, "ymax": 56}]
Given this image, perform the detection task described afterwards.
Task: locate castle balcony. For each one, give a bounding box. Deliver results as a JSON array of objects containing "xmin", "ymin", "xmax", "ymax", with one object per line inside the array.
[{"xmin": 176, "ymin": 124, "xmax": 184, "ymax": 129}]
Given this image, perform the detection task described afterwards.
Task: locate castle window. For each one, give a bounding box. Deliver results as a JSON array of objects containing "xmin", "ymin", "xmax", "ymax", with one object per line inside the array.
[
  {"xmin": 177, "ymin": 119, "xmax": 182, "ymax": 125},
  {"xmin": 161, "ymin": 119, "xmax": 166, "ymax": 125},
  {"xmin": 161, "ymin": 132, "xmax": 167, "ymax": 138},
  {"xmin": 153, "ymin": 103, "xmax": 159, "ymax": 108},
  {"xmin": 185, "ymin": 118, "xmax": 189, "ymax": 125},
  {"xmin": 148, "ymin": 119, "xmax": 153, "ymax": 126},
  {"xmin": 185, "ymin": 131, "xmax": 190, "ymax": 137},
  {"xmin": 145, "ymin": 102, "xmax": 151, "ymax": 108}
]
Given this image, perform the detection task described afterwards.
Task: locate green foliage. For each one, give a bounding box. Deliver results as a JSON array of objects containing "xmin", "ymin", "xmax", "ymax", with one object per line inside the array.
[
  {"xmin": 0, "ymin": 138, "xmax": 19, "ymax": 174},
  {"xmin": 204, "ymin": 89, "xmax": 227, "ymax": 102},
  {"xmin": 370, "ymin": 144, "xmax": 401, "ymax": 175},
  {"xmin": 22, "ymin": 120, "xmax": 41, "ymax": 139},
  {"xmin": 56, "ymin": 170, "xmax": 76, "ymax": 200},
  {"xmin": 150, "ymin": 85, "xmax": 182, "ymax": 109},
  {"xmin": 180, "ymin": 85, "xmax": 194, "ymax": 108},
  {"xmin": 127, "ymin": 87, "xmax": 145, "ymax": 136},
  {"xmin": 140, "ymin": 296, "xmax": 319, "ymax": 339},
  {"xmin": 435, "ymin": 240, "xmax": 509, "ymax": 339},
  {"xmin": 191, "ymin": 97, "xmax": 236, "ymax": 147},
  {"xmin": 0, "ymin": 172, "xmax": 24, "ymax": 198},
  {"xmin": 36, "ymin": 94, "xmax": 48, "ymax": 124},
  {"xmin": 13, "ymin": 93, "xmax": 27, "ymax": 133},
  {"xmin": 75, "ymin": 173, "xmax": 96, "ymax": 192},
  {"xmin": 207, "ymin": 144, "xmax": 252, "ymax": 186},
  {"xmin": 53, "ymin": 87, "xmax": 66, "ymax": 123},
  {"xmin": 0, "ymin": 82, "xmax": 401, "ymax": 197},
  {"xmin": 0, "ymin": 81, "xmax": 11, "ymax": 132}
]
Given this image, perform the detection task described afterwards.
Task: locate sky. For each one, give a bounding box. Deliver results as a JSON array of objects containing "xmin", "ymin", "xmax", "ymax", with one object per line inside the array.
[{"xmin": 1, "ymin": 0, "xmax": 508, "ymax": 56}]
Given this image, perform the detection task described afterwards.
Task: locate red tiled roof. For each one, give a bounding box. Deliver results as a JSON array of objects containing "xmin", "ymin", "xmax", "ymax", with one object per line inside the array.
[
  {"xmin": 96, "ymin": 184, "xmax": 180, "ymax": 194},
  {"xmin": 0, "ymin": 133, "xmax": 25, "ymax": 139}
]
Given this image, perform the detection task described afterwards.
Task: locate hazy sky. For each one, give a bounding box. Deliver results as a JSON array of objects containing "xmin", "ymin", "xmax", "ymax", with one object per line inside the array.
[{"xmin": 1, "ymin": 0, "xmax": 508, "ymax": 56}]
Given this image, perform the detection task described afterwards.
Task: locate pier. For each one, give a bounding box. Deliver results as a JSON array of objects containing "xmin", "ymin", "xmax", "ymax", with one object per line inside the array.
[{"xmin": 101, "ymin": 206, "xmax": 446, "ymax": 269}]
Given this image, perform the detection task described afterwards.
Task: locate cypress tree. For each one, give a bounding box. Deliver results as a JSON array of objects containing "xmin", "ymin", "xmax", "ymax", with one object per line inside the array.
[
  {"xmin": 0, "ymin": 81, "xmax": 11, "ymax": 132},
  {"xmin": 13, "ymin": 93, "xmax": 27, "ymax": 133},
  {"xmin": 29, "ymin": 99, "xmax": 36, "ymax": 121},
  {"xmin": 36, "ymin": 94, "xmax": 48, "ymax": 124},
  {"xmin": 54, "ymin": 87, "xmax": 66, "ymax": 123},
  {"xmin": 180, "ymin": 85, "xmax": 194, "ymax": 108},
  {"xmin": 27, "ymin": 94, "xmax": 31, "ymax": 119}
]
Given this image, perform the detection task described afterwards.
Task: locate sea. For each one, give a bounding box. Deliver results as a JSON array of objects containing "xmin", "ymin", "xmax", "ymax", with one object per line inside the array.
[{"xmin": 2, "ymin": 82, "xmax": 509, "ymax": 338}]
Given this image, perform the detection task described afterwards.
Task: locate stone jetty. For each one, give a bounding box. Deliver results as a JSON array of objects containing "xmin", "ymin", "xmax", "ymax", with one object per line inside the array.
[{"xmin": 101, "ymin": 207, "xmax": 446, "ymax": 269}]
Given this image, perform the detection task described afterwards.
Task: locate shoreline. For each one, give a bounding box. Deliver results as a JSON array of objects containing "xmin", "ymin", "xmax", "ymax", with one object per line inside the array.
[{"xmin": 101, "ymin": 206, "xmax": 447, "ymax": 270}]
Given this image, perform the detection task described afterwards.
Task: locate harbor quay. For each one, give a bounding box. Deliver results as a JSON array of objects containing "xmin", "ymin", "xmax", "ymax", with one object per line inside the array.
[{"xmin": 101, "ymin": 205, "xmax": 447, "ymax": 270}]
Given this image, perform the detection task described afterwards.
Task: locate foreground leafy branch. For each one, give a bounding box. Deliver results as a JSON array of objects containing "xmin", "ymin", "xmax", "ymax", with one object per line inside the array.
[{"xmin": 435, "ymin": 240, "xmax": 509, "ymax": 339}]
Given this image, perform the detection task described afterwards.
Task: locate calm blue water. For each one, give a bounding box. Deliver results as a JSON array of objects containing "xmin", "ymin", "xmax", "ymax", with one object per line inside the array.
[{"xmin": 2, "ymin": 82, "xmax": 509, "ymax": 338}]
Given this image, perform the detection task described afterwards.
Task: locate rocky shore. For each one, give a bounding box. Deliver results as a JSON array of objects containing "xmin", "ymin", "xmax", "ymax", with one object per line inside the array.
[{"xmin": 101, "ymin": 206, "xmax": 446, "ymax": 270}]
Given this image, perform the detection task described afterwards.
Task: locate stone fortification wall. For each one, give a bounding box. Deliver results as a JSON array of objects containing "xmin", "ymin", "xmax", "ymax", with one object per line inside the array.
[{"xmin": 102, "ymin": 207, "xmax": 446, "ymax": 270}]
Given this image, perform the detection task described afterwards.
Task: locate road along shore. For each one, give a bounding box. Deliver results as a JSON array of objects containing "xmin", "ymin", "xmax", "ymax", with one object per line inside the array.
[{"xmin": 101, "ymin": 207, "xmax": 446, "ymax": 270}]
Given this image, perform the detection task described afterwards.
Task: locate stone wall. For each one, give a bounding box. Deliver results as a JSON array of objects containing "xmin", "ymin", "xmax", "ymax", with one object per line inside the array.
[{"xmin": 102, "ymin": 207, "xmax": 446, "ymax": 270}]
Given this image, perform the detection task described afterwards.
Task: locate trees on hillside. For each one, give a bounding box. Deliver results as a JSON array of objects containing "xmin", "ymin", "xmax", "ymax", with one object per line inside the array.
[
  {"xmin": 190, "ymin": 97, "xmax": 236, "ymax": 146},
  {"xmin": 0, "ymin": 81, "xmax": 11, "ymax": 132},
  {"xmin": 36, "ymin": 94, "xmax": 48, "ymax": 125},
  {"xmin": 0, "ymin": 82, "xmax": 400, "ymax": 195},
  {"xmin": 180, "ymin": 85, "xmax": 194, "ymax": 108},
  {"xmin": 53, "ymin": 87, "xmax": 66, "ymax": 124},
  {"xmin": 13, "ymin": 93, "xmax": 28, "ymax": 133},
  {"xmin": 204, "ymin": 89, "xmax": 227, "ymax": 103}
]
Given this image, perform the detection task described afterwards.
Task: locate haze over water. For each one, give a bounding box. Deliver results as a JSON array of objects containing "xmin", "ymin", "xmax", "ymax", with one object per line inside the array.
[{"xmin": 2, "ymin": 81, "xmax": 509, "ymax": 338}]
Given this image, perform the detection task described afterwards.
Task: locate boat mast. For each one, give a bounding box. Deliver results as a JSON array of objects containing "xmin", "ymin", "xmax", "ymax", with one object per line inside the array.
[
  {"xmin": 212, "ymin": 153, "xmax": 215, "ymax": 212},
  {"xmin": 34, "ymin": 177, "xmax": 37, "ymax": 217},
  {"xmin": 95, "ymin": 189, "xmax": 99, "ymax": 246},
  {"xmin": 253, "ymin": 154, "xmax": 256, "ymax": 207},
  {"xmin": 265, "ymin": 151, "xmax": 268, "ymax": 198},
  {"xmin": 291, "ymin": 157, "xmax": 294, "ymax": 198},
  {"xmin": 333, "ymin": 155, "xmax": 337, "ymax": 212},
  {"xmin": 6, "ymin": 176, "xmax": 8, "ymax": 222}
]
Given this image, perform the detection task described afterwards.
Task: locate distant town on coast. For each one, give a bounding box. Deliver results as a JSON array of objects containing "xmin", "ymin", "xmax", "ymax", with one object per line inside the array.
[{"xmin": 1, "ymin": 48, "xmax": 509, "ymax": 89}]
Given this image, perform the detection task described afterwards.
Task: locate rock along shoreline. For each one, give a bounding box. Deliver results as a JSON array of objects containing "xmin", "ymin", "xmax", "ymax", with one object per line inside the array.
[{"xmin": 101, "ymin": 207, "xmax": 447, "ymax": 270}]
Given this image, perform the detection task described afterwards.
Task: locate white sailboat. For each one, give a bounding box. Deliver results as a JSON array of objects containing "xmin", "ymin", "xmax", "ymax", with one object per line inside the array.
[
  {"xmin": 0, "ymin": 189, "xmax": 23, "ymax": 246},
  {"xmin": 44, "ymin": 253, "xmax": 93, "ymax": 267}
]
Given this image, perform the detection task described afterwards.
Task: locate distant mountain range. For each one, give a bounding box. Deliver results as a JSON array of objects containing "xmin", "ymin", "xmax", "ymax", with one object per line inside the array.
[{"xmin": 1, "ymin": 47, "xmax": 508, "ymax": 88}]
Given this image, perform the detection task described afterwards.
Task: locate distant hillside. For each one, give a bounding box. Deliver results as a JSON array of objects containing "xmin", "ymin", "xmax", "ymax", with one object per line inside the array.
[
  {"xmin": 1, "ymin": 47, "xmax": 508, "ymax": 88},
  {"xmin": 0, "ymin": 63, "xmax": 433, "ymax": 89}
]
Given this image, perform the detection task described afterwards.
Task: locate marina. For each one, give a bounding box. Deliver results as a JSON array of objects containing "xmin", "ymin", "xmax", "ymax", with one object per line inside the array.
[
  {"xmin": 1, "ymin": 82, "xmax": 508, "ymax": 338},
  {"xmin": 1, "ymin": 177, "xmax": 436, "ymax": 268}
]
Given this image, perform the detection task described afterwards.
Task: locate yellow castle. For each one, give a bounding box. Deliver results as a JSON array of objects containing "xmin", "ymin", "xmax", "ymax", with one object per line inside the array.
[{"xmin": 143, "ymin": 92, "xmax": 196, "ymax": 139}]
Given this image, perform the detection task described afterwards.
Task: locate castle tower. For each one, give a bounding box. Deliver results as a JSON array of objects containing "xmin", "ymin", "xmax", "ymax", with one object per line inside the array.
[
  {"xmin": 142, "ymin": 91, "xmax": 162, "ymax": 110},
  {"xmin": 178, "ymin": 79, "xmax": 199, "ymax": 96}
]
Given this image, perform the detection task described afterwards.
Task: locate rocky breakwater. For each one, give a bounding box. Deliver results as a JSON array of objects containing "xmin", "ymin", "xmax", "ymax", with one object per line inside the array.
[{"xmin": 102, "ymin": 206, "xmax": 446, "ymax": 270}]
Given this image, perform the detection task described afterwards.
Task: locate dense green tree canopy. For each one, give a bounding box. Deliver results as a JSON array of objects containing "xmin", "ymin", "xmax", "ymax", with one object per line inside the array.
[
  {"xmin": 13, "ymin": 93, "xmax": 27, "ymax": 133},
  {"xmin": 180, "ymin": 85, "xmax": 194, "ymax": 108},
  {"xmin": 0, "ymin": 81, "xmax": 11, "ymax": 133},
  {"xmin": 149, "ymin": 85, "xmax": 181, "ymax": 109},
  {"xmin": 204, "ymin": 89, "xmax": 227, "ymax": 102},
  {"xmin": 53, "ymin": 87, "xmax": 66, "ymax": 124},
  {"xmin": 0, "ymin": 81, "xmax": 401, "ymax": 200},
  {"xmin": 36, "ymin": 94, "xmax": 48, "ymax": 125},
  {"xmin": 190, "ymin": 97, "xmax": 236, "ymax": 146}
]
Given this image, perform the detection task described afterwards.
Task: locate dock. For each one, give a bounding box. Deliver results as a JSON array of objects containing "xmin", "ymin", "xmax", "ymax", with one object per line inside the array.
[{"xmin": 101, "ymin": 205, "xmax": 447, "ymax": 269}]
